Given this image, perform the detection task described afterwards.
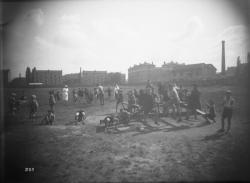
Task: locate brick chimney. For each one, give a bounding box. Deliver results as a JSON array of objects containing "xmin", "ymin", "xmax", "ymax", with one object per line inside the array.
[{"xmin": 221, "ymin": 40, "xmax": 225, "ymax": 75}]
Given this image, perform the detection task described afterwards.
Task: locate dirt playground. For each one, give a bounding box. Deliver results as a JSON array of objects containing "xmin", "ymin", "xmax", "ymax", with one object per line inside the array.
[{"xmin": 3, "ymin": 85, "xmax": 250, "ymax": 182}]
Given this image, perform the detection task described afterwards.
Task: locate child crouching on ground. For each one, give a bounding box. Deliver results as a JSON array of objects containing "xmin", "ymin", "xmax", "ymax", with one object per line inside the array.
[
  {"xmin": 41, "ymin": 110, "xmax": 55, "ymax": 125},
  {"xmin": 202, "ymin": 99, "xmax": 216, "ymax": 123},
  {"xmin": 118, "ymin": 109, "xmax": 130, "ymax": 125}
]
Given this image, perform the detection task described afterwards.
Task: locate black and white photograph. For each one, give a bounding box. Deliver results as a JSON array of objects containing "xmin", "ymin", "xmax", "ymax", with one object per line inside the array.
[{"xmin": 1, "ymin": 0, "xmax": 250, "ymax": 182}]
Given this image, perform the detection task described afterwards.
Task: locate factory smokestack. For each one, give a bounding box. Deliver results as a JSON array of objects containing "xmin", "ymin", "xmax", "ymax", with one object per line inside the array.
[
  {"xmin": 221, "ymin": 40, "xmax": 225, "ymax": 75},
  {"xmin": 79, "ymin": 67, "xmax": 82, "ymax": 83}
]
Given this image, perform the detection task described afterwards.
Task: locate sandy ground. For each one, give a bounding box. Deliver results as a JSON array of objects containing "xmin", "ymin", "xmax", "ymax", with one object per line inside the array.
[{"xmin": 3, "ymin": 85, "xmax": 250, "ymax": 182}]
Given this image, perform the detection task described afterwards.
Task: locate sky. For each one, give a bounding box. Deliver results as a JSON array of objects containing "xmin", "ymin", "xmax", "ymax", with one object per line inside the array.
[{"xmin": 2, "ymin": 0, "xmax": 250, "ymax": 79}]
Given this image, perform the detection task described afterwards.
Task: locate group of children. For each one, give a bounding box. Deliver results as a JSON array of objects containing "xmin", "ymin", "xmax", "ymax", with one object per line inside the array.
[
  {"xmin": 112, "ymin": 80, "xmax": 235, "ymax": 133},
  {"xmin": 71, "ymin": 84, "xmax": 116, "ymax": 105},
  {"xmin": 72, "ymin": 87, "xmax": 94, "ymax": 104},
  {"xmin": 7, "ymin": 80, "xmax": 235, "ymax": 133}
]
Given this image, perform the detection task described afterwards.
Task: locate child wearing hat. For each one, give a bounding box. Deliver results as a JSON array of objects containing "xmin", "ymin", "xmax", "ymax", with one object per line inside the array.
[{"xmin": 218, "ymin": 90, "xmax": 235, "ymax": 133}]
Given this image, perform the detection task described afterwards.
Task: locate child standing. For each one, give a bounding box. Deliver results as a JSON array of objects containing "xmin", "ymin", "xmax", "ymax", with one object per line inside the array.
[
  {"xmin": 62, "ymin": 85, "xmax": 69, "ymax": 104},
  {"xmin": 128, "ymin": 90, "xmax": 136, "ymax": 112},
  {"xmin": 107, "ymin": 87, "xmax": 112, "ymax": 98},
  {"xmin": 72, "ymin": 89, "xmax": 78, "ymax": 103},
  {"xmin": 9, "ymin": 93, "xmax": 17, "ymax": 115},
  {"xmin": 218, "ymin": 90, "xmax": 235, "ymax": 133},
  {"xmin": 98, "ymin": 84, "xmax": 104, "ymax": 105},
  {"xmin": 29, "ymin": 95, "xmax": 39, "ymax": 122},
  {"xmin": 49, "ymin": 90, "xmax": 56, "ymax": 112},
  {"xmin": 114, "ymin": 84, "xmax": 120, "ymax": 100},
  {"xmin": 116, "ymin": 89, "xmax": 124, "ymax": 112}
]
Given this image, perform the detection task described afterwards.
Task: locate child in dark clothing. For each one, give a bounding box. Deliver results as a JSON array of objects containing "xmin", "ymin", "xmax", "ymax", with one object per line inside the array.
[
  {"xmin": 41, "ymin": 110, "xmax": 55, "ymax": 125},
  {"xmin": 9, "ymin": 93, "xmax": 17, "ymax": 115},
  {"xmin": 128, "ymin": 90, "xmax": 136, "ymax": 112},
  {"xmin": 49, "ymin": 90, "xmax": 56, "ymax": 112},
  {"xmin": 116, "ymin": 89, "xmax": 124, "ymax": 112},
  {"xmin": 55, "ymin": 91, "xmax": 61, "ymax": 101},
  {"xmin": 73, "ymin": 89, "xmax": 78, "ymax": 103},
  {"xmin": 107, "ymin": 87, "xmax": 112, "ymax": 98},
  {"xmin": 118, "ymin": 108, "xmax": 130, "ymax": 124}
]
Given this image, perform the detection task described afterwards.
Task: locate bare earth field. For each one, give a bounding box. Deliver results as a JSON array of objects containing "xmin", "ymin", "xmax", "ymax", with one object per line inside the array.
[{"xmin": 3, "ymin": 85, "xmax": 250, "ymax": 182}]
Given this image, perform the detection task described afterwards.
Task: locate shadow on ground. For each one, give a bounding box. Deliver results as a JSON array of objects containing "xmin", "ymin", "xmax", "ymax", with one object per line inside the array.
[{"xmin": 96, "ymin": 117, "xmax": 212, "ymax": 136}]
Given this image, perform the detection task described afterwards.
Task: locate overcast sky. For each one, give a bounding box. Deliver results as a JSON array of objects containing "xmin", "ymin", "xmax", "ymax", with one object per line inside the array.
[{"xmin": 2, "ymin": 0, "xmax": 249, "ymax": 79}]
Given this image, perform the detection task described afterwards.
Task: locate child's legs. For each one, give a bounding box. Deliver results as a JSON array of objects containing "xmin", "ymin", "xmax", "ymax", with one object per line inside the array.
[
  {"xmin": 116, "ymin": 102, "xmax": 119, "ymax": 112},
  {"xmin": 176, "ymin": 103, "xmax": 181, "ymax": 120},
  {"xmin": 194, "ymin": 109, "xmax": 197, "ymax": 119},
  {"xmin": 172, "ymin": 105, "xmax": 177, "ymax": 118},
  {"xmin": 156, "ymin": 103, "xmax": 160, "ymax": 113},
  {"xmin": 226, "ymin": 110, "xmax": 232, "ymax": 131},
  {"xmin": 186, "ymin": 108, "xmax": 190, "ymax": 119},
  {"xmin": 221, "ymin": 116, "xmax": 225, "ymax": 130},
  {"xmin": 227, "ymin": 117, "xmax": 231, "ymax": 131}
]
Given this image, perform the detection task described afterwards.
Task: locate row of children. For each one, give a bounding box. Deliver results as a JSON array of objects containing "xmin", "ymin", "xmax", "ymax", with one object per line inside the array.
[{"xmin": 67, "ymin": 84, "xmax": 120, "ymax": 105}]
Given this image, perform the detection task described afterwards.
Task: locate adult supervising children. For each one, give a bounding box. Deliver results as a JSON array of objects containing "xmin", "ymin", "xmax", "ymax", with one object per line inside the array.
[{"xmin": 62, "ymin": 85, "xmax": 69, "ymax": 105}]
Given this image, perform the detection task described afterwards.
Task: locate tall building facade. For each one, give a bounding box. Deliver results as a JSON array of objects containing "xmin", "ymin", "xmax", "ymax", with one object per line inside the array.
[
  {"xmin": 26, "ymin": 67, "xmax": 62, "ymax": 86},
  {"xmin": 128, "ymin": 61, "xmax": 217, "ymax": 84},
  {"xmin": 63, "ymin": 69, "xmax": 126, "ymax": 86},
  {"xmin": 81, "ymin": 71, "xmax": 107, "ymax": 86},
  {"xmin": 106, "ymin": 72, "xmax": 126, "ymax": 85}
]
